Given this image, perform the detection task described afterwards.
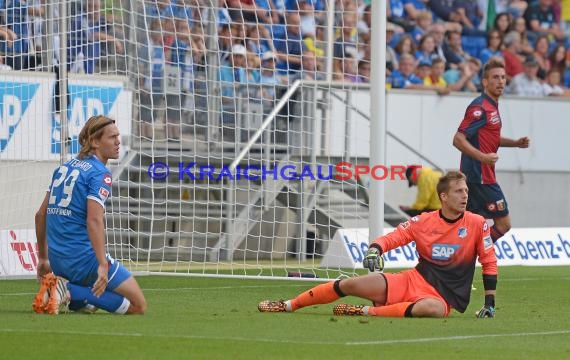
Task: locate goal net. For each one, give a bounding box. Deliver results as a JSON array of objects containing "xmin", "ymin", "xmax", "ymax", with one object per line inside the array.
[{"xmin": 1, "ymin": 0, "xmax": 386, "ymax": 279}]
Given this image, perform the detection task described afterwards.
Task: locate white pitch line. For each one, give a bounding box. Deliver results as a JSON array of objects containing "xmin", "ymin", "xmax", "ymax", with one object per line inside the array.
[
  {"xmin": 345, "ymin": 330, "xmax": 570, "ymax": 346},
  {"xmin": 0, "ymin": 328, "xmax": 335, "ymax": 345},
  {"xmin": 0, "ymin": 328, "xmax": 568, "ymax": 346}
]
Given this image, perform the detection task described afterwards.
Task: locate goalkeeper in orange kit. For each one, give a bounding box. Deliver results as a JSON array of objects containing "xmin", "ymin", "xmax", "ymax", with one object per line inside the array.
[{"xmin": 258, "ymin": 171, "xmax": 498, "ymax": 318}]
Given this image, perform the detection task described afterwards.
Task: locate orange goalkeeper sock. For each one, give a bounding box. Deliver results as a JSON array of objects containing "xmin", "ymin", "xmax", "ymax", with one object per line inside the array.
[
  {"xmin": 367, "ymin": 302, "xmax": 415, "ymax": 317},
  {"xmin": 290, "ymin": 280, "xmax": 344, "ymax": 311}
]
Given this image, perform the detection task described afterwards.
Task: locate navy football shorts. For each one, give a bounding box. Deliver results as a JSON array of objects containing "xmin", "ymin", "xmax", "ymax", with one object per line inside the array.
[{"xmin": 466, "ymin": 182, "xmax": 509, "ymax": 219}]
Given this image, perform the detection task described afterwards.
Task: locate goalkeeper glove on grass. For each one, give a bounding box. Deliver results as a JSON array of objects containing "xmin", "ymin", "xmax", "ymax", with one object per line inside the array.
[
  {"xmin": 476, "ymin": 305, "xmax": 495, "ymax": 318},
  {"xmin": 476, "ymin": 295, "xmax": 495, "ymax": 318},
  {"xmin": 362, "ymin": 247, "xmax": 384, "ymax": 272}
]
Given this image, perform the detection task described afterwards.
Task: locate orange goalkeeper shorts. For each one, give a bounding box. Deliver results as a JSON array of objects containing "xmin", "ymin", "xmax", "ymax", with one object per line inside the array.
[{"xmin": 383, "ymin": 268, "xmax": 452, "ymax": 316}]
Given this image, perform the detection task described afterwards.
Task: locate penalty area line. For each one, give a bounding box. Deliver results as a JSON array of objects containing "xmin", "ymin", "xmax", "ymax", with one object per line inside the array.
[{"xmin": 345, "ymin": 330, "xmax": 570, "ymax": 346}]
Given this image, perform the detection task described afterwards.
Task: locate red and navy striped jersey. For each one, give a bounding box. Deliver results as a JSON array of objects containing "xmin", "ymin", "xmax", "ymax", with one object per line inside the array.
[{"xmin": 458, "ymin": 93, "xmax": 502, "ymax": 184}]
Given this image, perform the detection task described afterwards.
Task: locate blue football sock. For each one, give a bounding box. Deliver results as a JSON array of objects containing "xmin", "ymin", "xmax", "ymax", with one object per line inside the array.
[{"xmin": 67, "ymin": 283, "xmax": 130, "ymax": 314}]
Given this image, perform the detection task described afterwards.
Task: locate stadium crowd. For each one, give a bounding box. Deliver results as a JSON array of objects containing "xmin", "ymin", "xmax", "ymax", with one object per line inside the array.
[{"xmin": 1, "ymin": 0, "xmax": 569, "ymax": 135}]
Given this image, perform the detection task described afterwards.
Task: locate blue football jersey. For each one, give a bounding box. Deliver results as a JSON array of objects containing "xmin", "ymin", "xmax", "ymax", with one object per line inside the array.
[{"xmin": 46, "ymin": 155, "xmax": 112, "ymax": 260}]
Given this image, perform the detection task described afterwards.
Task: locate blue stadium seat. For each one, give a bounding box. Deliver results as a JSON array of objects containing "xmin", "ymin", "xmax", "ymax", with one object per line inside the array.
[{"xmin": 462, "ymin": 35, "xmax": 487, "ymax": 59}]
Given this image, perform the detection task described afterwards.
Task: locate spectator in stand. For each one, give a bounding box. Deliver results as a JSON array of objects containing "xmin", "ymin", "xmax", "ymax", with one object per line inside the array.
[
  {"xmin": 549, "ymin": 44, "xmax": 567, "ymax": 77},
  {"xmin": 272, "ymin": 11, "xmax": 304, "ymax": 76},
  {"xmin": 532, "ymin": 35, "xmax": 552, "ymax": 80},
  {"xmin": 226, "ymin": 0, "xmax": 273, "ymax": 23},
  {"xmin": 391, "ymin": 53, "xmax": 423, "ymax": 88},
  {"xmin": 443, "ymin": 30, "xmax": 471, "ymax": 69},
  {"xmin": 542, "ymin": 69, "xmax": 569, "ymax": 96},
  {"xmin": 394, "ymin": 34, "xmax": 417, "ymax": 61},
  {"xmin": 409, "ymin": 10, "xmax": 434, "ymax": 43},
  {"xmin": 479, "ymin": 29, "xmax": 504, "ymax": 65},
  {"xmin": 494, "ymin": 0, "xmax": 528, "ymax": 18},
  {"xmin": 493, "ymin": 12, "xmax": 512, "ymax": 37},
  {"xmin": 256, "ymin": 0, "xmax": 281, "ymax": 24},
  {"xmin": 219, "ymin": 44, "xmax": 256, "ymax": 99},
  {"xmin": 444, "ymin": 57, "xmax": 482, "ymax": 92},
  {"xmin": 426, "ymin": 0, "xmax": 464, "ymax": 33},
  {"xmin": 416, "ymin": 59, "xmax": 432, "ymax": 81},
  {"xmin": 511, "ymin": 15, "xmax": 535, "ymax": 56},
  {"xmin": 68, "ymin": 0, "xmax": 124, "ymax": 74},
  {"xmin": 358, "ymin": 59, "xmax": 371, "ymax": 82},
  {"xmin": 292, "ymin": 50, "xmax": 325, "ymax": 81},
  {"xmin": 2, "ymin": 0, "xmax": 45, "ymax": 70},
  {"xmin": 0, "ymin": 25, "xmax": 17, "ymax": 54},
  {"xmin": 297, "ymin": 0, "xmax": 317, "ymax": 38},
  {"xmin": 423, "ymin": 57, "xmax": 449, "ymax": 90},
  {"xmin": 453, "ymin": 0, "xmax": 487, "ymax": 36},
  {"xmin": 343, "ymin": 53, "xmax": 362, "ymax": 83},
  {"xmin": 415, "ymin": 34, "xmax": 440, "ymax": 66},
  {"xmin": 256, "ymin": 50, "xmax": 287, "ymax": 107},
  {"xmin": 502, "ymin": 30, "xmax": 524, "ymax": 81},
  {"xmin": 429, "ymin": 23, "xmax": 448, "ymax": 62},
  {"xmin": 403, "ymin": 0, "xmax": 429, "ymax": 21},
  {"xmin": 246, "ymin": 23, "xmax": 275, "ymax": 59},
  {"xmin": 523, "ymin": 0, "xmax": 565, "ymax": 42},
  {"xmin": 386, "ymin": 22, "xmax": 399, "ymax": 74},
  {"xmin": 388, "ymin": 0, "xmax": 414, "ymax": 32},
  {"xmin": 138, "ymin": 21, "xmax": 165, "ymax": 139},
  {"xmin": 164, "ymin": 18, "xmax": 196, "ymax": 141},
  {"xmin": 507, "ymin": 55, "xmax": 546, "ymax": 97}
]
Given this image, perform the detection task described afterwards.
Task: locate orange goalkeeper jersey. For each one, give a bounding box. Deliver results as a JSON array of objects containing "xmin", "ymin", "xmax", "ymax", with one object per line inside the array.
[{"xmin": 372, "ymin": 210, "xmax": 498, "ymax": 312}]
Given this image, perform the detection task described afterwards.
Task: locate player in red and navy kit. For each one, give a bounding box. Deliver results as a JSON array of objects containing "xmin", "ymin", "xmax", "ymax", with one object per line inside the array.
[
  {"xmin": 453, "ymin": 58, "xmax": 530, "ymax": 243},
  {"xmin": 33, "ymin": 115, "xmax": 146, "ymax": 315},
  {"xmin": 258, "ymin": 171, "xmax": 498, "ymax": 318}
]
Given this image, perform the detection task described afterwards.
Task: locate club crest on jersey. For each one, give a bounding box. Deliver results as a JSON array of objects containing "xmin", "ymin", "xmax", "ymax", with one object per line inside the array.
[
  {"xmin": 432, "ymin": 244, "xmax": 460, "ymax": 260},
  {"xmin": 410, "ymin": 216, "xmax": 419, "ymax": 222},
  {"xmin": 103, "ymin": 174, "xmax": 112, "ymax": 186},
  {"xmin": 496, "ymin": 199, "xmax": 505, "ymax": 211},
  {"xmin": 99, "ymin": 187, "xmax": 109, "ymax": 201},
  {"xmin": 400, "ymin": 221, "xmax": 411, "ymax": 229},
  {"xmin": 487, "ymin": 202, "xmax": 496, "ymax": 212},
  {"xmin": 483, "ymin": 222, "xmax": 489, "ymax": 231},
  {"xmin": 458, "ymin": 227, "xmax": 468, "ymax": 238}
]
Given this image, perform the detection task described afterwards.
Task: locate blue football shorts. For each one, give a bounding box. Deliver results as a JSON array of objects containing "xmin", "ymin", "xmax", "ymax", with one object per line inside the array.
[
  {"xmin": 49, "ymin": 253, "xmax": 132, "ymax": 291},
  {"xmin": 466, "ymin": 182, "xmax": 509, "ymax": 219}
]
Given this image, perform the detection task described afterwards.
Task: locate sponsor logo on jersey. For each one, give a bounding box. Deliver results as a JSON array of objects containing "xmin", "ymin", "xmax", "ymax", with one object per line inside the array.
[
  {"xmin": 496, "ymin": 199, "xmax": 505, "ymax": 211},
  {"xmin": 103, "ymin": 174, "xmax": 112, "ymax": 186},
  {"xmin": 472, "ymin": 109, "xmax": 482, "ymax": 118},
  {"xmin": 489, "ymin": 111, "xmax": 500, "ymax": 124},
  {"xmin": 99, "ymin": 187, "xmax": 109, "ymax": 201},
  {"xmin": 483, "ymin": 235, "xmax": 493, "ymax": 250},
  {"xmin": 432, "ymin": 244, "xmax": 460, "ymax": 260},
  {"xmin": 458, "ymin": 227, "xmax": 468, "ymax": 238}
]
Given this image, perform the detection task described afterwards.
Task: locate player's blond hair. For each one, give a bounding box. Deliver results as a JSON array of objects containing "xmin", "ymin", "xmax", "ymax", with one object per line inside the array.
[
  {"xmin": 78, "ymin": 115, "xmax": 115, "ymax": 159},
  {"xmin": 437, "ymin": 171, "xmax": 467, "ymax": 199}
]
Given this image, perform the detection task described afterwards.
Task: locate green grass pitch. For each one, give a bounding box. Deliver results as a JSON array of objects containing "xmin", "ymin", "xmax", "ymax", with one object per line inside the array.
[{"xmin": 1, "ymin": 266, "xmax": 569, "ymax": 359}]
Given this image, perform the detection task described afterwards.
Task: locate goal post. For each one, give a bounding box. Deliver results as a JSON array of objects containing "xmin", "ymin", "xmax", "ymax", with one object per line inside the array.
[{"xmin": 1, "ymin": 0, "xmax": 385, "ymax": 280}]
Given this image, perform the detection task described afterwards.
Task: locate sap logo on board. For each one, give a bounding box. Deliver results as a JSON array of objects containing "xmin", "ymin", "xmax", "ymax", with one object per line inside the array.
[
  {"xmin": 0, "ymin": 82, "xmax": 39, "ymax": 152},
  {"xmin": 51, "ymin": 85, "xmax": 121, "ymax": 154}
]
